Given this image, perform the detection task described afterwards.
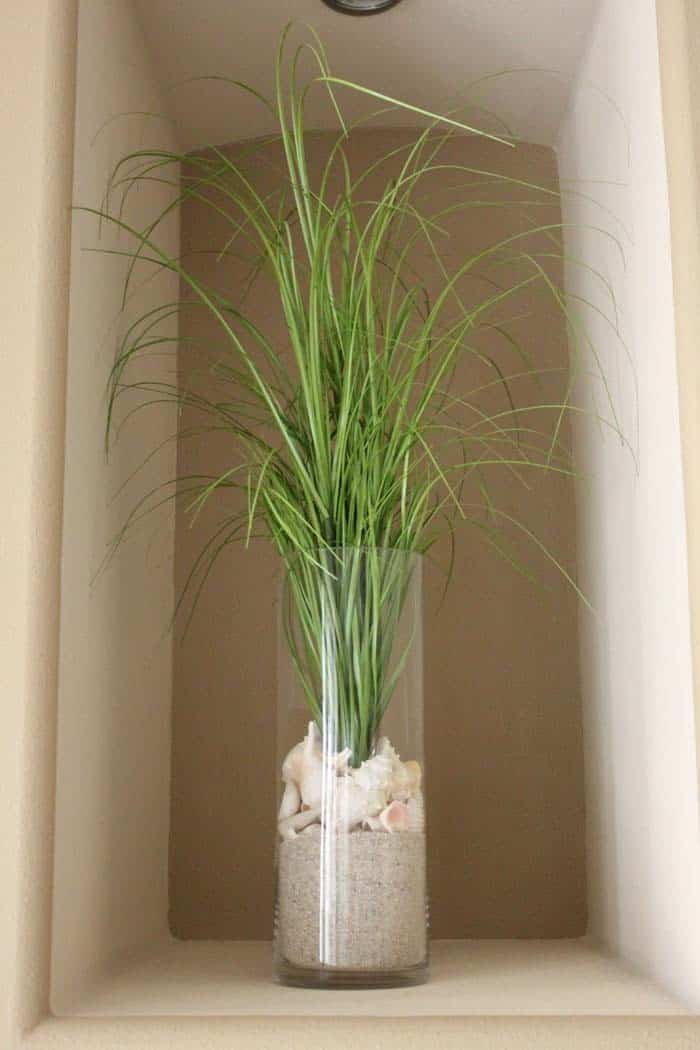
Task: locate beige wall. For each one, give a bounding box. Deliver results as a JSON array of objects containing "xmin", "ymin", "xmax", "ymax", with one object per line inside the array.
[
  {"xmin": 133, "ymin": 0, "xmax": 598, "ymax": 152},
  {"xmin": 50, "ymin": 0, "xmax": 180, "ymax": 1014},
  {"xmin": 170, "ymin": 131, "xmax": 586, "ymax": 941},
  {"xmin": 0, "ymin": 1, "xmax": 77, "ymax": 1042},
  {"xmin": 559, "ymin": 0, "xmax": 700, "ymax": 1007}
]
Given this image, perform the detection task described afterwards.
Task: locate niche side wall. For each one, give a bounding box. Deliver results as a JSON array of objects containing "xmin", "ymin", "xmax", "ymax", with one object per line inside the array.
[
  {"xmin": 558, "ymin": 0, "xmax": 700, "ymax": 1009},
  {"xmin": 51, "ymin": 0, "xmax": 179, "ymax": 1012},
  {"xmin": 170, "ymin": 130, "xmax": 586, "ymax": 941}
]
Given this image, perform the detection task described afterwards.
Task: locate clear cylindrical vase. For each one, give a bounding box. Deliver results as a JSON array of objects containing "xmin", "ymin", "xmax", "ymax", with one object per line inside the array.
[{"xmin": 274, "ymin": 547, "xmax": 427, "ymax": 988}]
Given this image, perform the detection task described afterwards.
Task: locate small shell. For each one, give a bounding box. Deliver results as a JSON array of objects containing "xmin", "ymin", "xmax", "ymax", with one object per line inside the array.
[
  {"xmin": 281, "ymin": 722, "xmax": 319, "ymax": 784},
  {"xmin": 362, "ymin": 815, "xmax": 384, "ymax": 832},
  {"xmin": 321, "ymin": 779, "xmax": 379, "ymax": 832},
  {"xmin": 374, "ymin": 738, "xmax": 422, "ymax": 802},
  {"xmin": 333, "ymin": 747, "xmax": 353, "ymax": 774},
  {"xmin": 278, "ymin": 780, "xmax": 300, "ymax": 821},
  {"xmin": 379, "ymin": 800, "xmax": 410, "ymax": 833},
  {"xmin": 299, "ymin": 758, "xmax": 324, "ymax": 809},
  {"xmin": 281, "ymin": 741, "xmax": 304, "ymax": 784},
  {"xmin": 404, "ymin": 760, "xmax": 422, "ymax": 791},
  {"xmin": 338, "ymin": 780, "xmax": 371, "ymax": 831},
  {"xmin": 390, "ymin": 758, "xmax": 422, "ymax": 801},
  {"xmin": 365, "ymin": 788, "xmax": 386, "ymax": 817},
  {"xmin": 298, "ymin": 723, "xmax": 324, "ymax": 809},
  {"xmin": 352, "ymin": 753, "xmax": 393, "ymax": 794},
  {"xmin": 278, "ymin": 806, "xmax": 321, "ymax": 841},
  {"xmin": 376, "ymin": 736, "xmax": 399, "ymax": 763}
]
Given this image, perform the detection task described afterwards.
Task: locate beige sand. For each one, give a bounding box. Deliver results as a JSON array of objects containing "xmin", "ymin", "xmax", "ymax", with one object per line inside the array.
[{"xmin": 277, "ymin": 829, "xmax": 427, "ymax": 972}]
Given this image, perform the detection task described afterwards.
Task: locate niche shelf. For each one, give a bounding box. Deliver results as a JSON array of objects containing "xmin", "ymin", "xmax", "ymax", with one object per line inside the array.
[
  {"xmin": 57, "ymin": 940, "xmax": 684, "ymax": 1018},
  {"xmin": 47, "ymin": 0, "xmax": 700, "ymax": 1042}
]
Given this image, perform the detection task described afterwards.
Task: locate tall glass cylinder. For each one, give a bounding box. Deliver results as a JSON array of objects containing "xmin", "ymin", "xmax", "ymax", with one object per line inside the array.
[{"xmin": 274, "ymin": 547, "xmax": 427, "ymax": 988}]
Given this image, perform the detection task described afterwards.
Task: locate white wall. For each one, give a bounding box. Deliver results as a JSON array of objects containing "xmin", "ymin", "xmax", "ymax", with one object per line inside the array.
[
  {"xmin": 134, "ymin": 0, "xmax": 598, "ymax": 151},
  {"xmin": 558, "ymin": 0, "xmax": 700, "ymax": 1008},
  {"xmin": 50, "ymin": 0, "xmax": 179, "ymax": 1011}
]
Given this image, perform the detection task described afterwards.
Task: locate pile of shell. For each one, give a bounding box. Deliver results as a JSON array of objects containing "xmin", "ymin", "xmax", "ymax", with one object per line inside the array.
[{"xmin": 277, "ymin": 722, "xmax": 424, "ymax": 840}]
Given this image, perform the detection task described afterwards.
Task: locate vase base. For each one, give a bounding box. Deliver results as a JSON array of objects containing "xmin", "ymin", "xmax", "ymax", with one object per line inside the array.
[{"xmin": 275, "ymin": 958, "xmax": 428, "ymax": 989}]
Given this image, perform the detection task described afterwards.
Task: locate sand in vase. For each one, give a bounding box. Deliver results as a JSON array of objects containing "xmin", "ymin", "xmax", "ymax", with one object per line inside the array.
[{"xmin": 277, "ymin": 827, "xmax": 427, "ymax": 971}]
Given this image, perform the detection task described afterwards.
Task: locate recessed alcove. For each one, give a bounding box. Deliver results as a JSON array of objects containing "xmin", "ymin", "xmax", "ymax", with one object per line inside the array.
[{"xmin": 49, "ymin": 0, "xmax": 700, "ymax": 1025}]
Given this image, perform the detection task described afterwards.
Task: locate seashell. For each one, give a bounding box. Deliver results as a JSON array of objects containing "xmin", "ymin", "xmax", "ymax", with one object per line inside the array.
[
  {"xmin": 280, "ymin": 725, "xmax": 364, "ymax": 814},
  {"xmin": 374, "ymin": 737, "xmax": 422, "ymax": 801},
  {"xmin": 406, "ymin": 790, "xmax": 425, "ymax": 832},
  {"xmin": 376, "ymin": 736, "xmax": 399, "ymax": 763},
  {"xmin": 281, "ymin": 722, "xmax": 318, "ymax": 785},
  {"xmin": 350, "ymin": 747, "xmax": 394, "ymax": 802},
  {"xmin": 278, "ymin": 780, "xmax": 300, "ymax": 821},
  {"xmin": 332, "ymin": 747, "xmax": 353, "ymax": 774},
  {"xmin": 280, "ymin": 730, "xmax": 420, "ymax": 835},
  {"xmin": 388, "ymin": 766, "xmax": 411, "ymax": 801},
  {"xmin": 390, "ymin": 758, "xmax": 422, "ymax": 802},
  {"xmin": 321, "ymin": 779, "xmax": 377, "ymax": 832},
  {"xmin": 404, "ymin": 760, "xmax": 422, "ymax": 791},
  {"xmin": 298, "ymin": 734, "xmax": 325, "ymax": 806},
  {"xmin": 366, "ymin": 788, "xmax": 387, "ymax": 817},
  {"xmin": 351, "ymin": 752, "xmax": 393, "ymax": 796},
  {"xmin": 281, "ymin": 722, "xmax": 325, "ymax": 810},
  {"xmin": 379, "ymin": 800, "xmax": 410, "ymax": 833},
  {"xmin": 278, "ymin": 806, "xmax": 321, "ymax": 841},
  {"xmin": 281, "ymin": 742, "xmax": 304, "ymax": 785},
  {"xmin": 362, "ymin": 815, "xmax": 384, "ymax": 832},
  {"xmin": 299, "ymin": 754, "xmax": 324, "ymax": 810},
  {"xmin": 336, "ymin": 779, "xmax": 371, "ymax": 832},
  {"xmin": 298, "ymin": 726, "xmax": 357, "ymax": 809}
]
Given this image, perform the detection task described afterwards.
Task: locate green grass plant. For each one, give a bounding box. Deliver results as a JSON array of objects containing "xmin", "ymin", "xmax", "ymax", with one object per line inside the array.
[{"xmin": 91, "ymin": 25, "xmax": 622, "ymax": 764}]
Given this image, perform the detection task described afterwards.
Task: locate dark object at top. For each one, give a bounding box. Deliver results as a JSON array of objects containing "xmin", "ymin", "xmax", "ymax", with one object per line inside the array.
[{"xmin": 321, "ymin": 0, "xmax": 403, "ymax": 14}]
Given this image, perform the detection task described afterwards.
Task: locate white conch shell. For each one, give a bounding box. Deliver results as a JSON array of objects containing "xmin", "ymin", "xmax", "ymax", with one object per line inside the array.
[
  {"xmin": 379, "ymin": 800, "xmax": 410, "ymax": 833},
  {"xmin": 278, "ymin": 806, "xmax": 321, "ymax": 841},
  {"xmin": 279, "ymin": 724, "xmax": 360, "ymax": 819},
  {"xmin": 281, "ymin": 742, "xmax": 304, "ymax": 785},
  {"xmin": 278, "ymin": 780, "xmax": 300, "ymax": 821},
  {"xmin": 281, "ymin": 722, "xmax": 319, "ymax": 786},
  {"xmin": 280, "ymin": 722, "xmax": 325, "ymax": 810},
  {"xmin": 375, "ymin": 737, "xmax": 422, "ymax": 802},
  {"xmin": 351, "ymin": 752, "xmax": 393, "ymax": 795},
  {"xmin": 345, "ymin": 750, "xmax": 397, "ymax": 829},
  {"xmin": 299, "ymin": 732, "xmax": 324, "ymax": 809},
  {"xmin": 321, "ymin": 778, "xmax": 383, "ymax": 832}
]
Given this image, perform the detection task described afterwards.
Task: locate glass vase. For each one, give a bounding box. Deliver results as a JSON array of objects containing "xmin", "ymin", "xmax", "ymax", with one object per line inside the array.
[{"xmin": 274, "ymin": 547, "xmax": 428, "ymax": 988}]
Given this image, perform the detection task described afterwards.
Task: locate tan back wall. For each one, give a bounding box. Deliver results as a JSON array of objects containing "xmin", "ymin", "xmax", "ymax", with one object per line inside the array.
[{"xmin": 169, "ymin": 130, "xmax": 585, "ymax": 940}]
